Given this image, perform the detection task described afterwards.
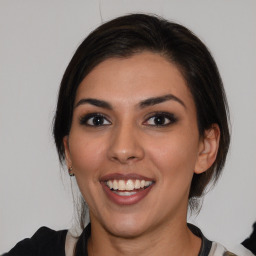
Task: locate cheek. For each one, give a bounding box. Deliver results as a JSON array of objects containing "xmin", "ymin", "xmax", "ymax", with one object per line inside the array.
[
  {"xmin": 68, "ymin": 131, "xmax": 106, "ymax": 180},
  {"xmin": 68, "ymin": 132, "xmax": 107, "ymax": 207},
  {"xmin": 148, "ymin": 132, "xmax": 199, "ymax": 183}
]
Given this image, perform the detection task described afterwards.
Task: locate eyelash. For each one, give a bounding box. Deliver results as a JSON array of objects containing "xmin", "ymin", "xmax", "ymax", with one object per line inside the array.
[
  {"xmin": 143, "ymin": 112, "xmax": 178, "ymax": 127},
  {"xmin": 79, "ymin": 112, "xmax": 177, "ymax": 127},
  {"xmin": 79, "ymin": 113, "xmax": 111, "ymax": 126}
]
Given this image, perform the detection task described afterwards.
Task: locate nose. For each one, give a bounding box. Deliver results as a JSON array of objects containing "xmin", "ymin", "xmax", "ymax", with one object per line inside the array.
[{"xmin": 107, "ymin": 122, "xmax": 145, "ymax": 164}]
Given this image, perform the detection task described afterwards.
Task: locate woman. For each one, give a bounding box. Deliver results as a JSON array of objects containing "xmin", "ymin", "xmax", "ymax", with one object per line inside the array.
[{"xmin": 5, "ymin": 14, "xmax": 253, "ymax": 256}]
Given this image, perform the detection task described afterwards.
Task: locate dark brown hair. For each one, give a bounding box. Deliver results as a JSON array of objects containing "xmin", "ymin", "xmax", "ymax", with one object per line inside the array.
[{"xmin": 53, "ymin": 14, "xmax": 230, "ymax": 213}]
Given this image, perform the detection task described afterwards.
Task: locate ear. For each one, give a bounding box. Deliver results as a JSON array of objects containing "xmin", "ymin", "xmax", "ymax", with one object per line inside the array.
[
  {"xmin": 63, "ymin": 136, "xmax": 72, "ymax": 168},
  {"xmin": 194, "ymin": 124, "xmax": 220, "ymax": 174}
]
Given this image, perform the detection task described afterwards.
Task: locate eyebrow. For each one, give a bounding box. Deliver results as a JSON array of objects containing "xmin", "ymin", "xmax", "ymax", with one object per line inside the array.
[
  {"xmin": 75, "ymin": 94, "xmax": 186, "ymax": 110},
  {"xmin": 139, "ymin": 94, "xmax": 186, "ymax": 109},
  {"xmin": 75, "ymin": 98, "xmax": 112, "ymax": 110}
]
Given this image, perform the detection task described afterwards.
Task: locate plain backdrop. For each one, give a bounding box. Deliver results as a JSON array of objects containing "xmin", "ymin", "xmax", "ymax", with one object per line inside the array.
[{"xmin": 0, "ymin": 0, "xmax": 255, "ymax": 253}]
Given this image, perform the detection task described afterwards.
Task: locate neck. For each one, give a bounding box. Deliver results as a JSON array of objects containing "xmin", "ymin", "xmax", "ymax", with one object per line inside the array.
[{"xmin": 88, "ymin": 217, "xmax": 201, "ymax": 256}]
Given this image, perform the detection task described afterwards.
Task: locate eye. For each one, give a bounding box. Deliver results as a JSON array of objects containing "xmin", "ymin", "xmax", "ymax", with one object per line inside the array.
[
  {"xmin": 80, "ymin": 113, "xmax": 111, "ymax": 126},
  {"xmin": 144, "ymin": 112, "xmax": 177, "ymax": 126}
]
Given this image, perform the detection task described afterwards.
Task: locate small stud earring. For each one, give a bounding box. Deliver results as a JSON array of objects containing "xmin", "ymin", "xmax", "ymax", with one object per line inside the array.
[{"xmin": 68, "ymin": 166, "xmax": 75, "ymax": 177}]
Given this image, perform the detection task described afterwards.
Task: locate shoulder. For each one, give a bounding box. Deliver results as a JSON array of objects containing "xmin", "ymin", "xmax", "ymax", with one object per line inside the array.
[
  {"xmin": 4, "ymin": 226, "xmax": 68, "ymax": 256},
  {"xmin": 188, "ymin": 223, "xmax": 255, "ymax": 256},
  {"xmin": 209, "ymin": 241, "xmax": 255, "ymax": 256}
]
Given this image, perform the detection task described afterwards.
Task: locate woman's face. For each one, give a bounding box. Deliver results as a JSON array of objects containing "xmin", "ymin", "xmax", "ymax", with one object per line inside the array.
[{"xmin": 64, "ymin": 52, "xmax": 206, "ymax": 237}]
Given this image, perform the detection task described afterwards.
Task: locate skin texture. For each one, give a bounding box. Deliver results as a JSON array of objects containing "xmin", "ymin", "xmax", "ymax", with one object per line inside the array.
[{"xmin": 64, "ymin": 52, "xmax": 220, "ymax": 256}]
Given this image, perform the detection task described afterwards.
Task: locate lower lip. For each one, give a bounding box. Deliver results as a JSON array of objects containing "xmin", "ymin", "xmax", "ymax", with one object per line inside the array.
[{"xmin": 101, "ymin": 182, "xmax": 154, "ymax": 205}]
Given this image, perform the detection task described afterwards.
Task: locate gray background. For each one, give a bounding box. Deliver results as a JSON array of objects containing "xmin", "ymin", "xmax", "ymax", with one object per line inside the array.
[{"xmin": 0, "ymin": 0, "xmax": 255, "ymax": 253}]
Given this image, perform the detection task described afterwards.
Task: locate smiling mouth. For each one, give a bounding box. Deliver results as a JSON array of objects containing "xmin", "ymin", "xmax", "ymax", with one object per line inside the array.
[
  {"xmin": 100, "ymin": 173, "xmax": 155, "ymax": 205},
  {"xmin": 104, "ymin": 179, "xmax": 154, "ymax": 196}
]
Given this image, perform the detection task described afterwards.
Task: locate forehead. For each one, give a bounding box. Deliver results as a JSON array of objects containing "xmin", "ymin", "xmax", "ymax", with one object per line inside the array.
[{"xmin": 75, "ymin": 52, "xmax": 194, "ymax": 108}]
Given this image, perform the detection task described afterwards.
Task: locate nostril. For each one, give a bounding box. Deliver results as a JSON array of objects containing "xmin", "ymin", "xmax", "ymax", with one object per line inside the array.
[
  {"xmin": 127, "ymin": 156, "xmax": 136, "ymax": 160},
  {"xmin": 111, "ymin": 155, "xmax": 137, "ymax": 163}
]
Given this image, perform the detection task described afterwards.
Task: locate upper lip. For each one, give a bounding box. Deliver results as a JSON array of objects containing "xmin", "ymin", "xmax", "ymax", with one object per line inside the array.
[{"xmin": 100, "ymin": 173, "xmax": 154, "ymax": 182}]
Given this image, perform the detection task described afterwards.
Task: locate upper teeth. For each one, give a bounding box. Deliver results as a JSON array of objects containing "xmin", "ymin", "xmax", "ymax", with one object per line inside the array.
[{"xmin": 106, "ymin": 179, "xmax": 153, "ymax": 191}]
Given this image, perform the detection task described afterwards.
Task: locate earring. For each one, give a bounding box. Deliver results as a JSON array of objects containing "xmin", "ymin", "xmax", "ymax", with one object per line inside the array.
[{"xmin": 68, "ymin": 166, "xmax": 75, "ymax": 177}]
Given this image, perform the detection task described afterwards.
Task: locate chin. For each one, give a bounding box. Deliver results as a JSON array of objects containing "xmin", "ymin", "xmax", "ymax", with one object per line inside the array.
[{"xmin": 103, "ymin": 216, "xmax": 150, "ymax": 239}]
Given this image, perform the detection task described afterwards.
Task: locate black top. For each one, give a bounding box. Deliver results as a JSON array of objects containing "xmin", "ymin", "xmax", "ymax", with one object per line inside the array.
[
  {"xmin": 4, "ymin": 227, "xmax": 67, "ymax": 256},
  {"xmin": 242, "ymin": 222, "xmax": 256, "ymax": 255},
  {"xmin": 4, "ymin": 223, "xmax": 212, "ymax": 256}
]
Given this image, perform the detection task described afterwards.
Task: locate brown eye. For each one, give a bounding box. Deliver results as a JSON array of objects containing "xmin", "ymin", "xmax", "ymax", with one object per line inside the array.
[
  {"xmin": 144, "ymin": 113, "xmax": 177, "ymax": 126},
  {"xmin": 80, "ymin": 114, "xmax": 111, "ymax": 126}
]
